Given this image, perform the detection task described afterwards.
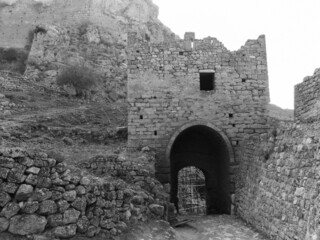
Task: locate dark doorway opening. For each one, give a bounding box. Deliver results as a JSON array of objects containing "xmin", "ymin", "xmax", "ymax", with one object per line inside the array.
[{"xmin": 170, "ymin": 125, "xmax": 231, "ymax": 215}]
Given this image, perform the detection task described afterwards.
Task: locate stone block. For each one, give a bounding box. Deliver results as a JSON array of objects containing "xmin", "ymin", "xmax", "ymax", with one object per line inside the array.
[
  {"xmin": 47, "ymin": 214, "xmax": 63, "ymax": 227},
  {"xmin": 15, "ymin": 184, "xmax": 34, "ymax": 201},
  {"xmin": 7, "ymin": 169, "xmax": 26, "ymax": 183},
  {"xmin": 53, "ymin": 224, "xmax": 77, "ymax": 238},
  {"xmin": 9, "ymin": 214, "xmax": 47, "ymax": 235},
  {"xmin": 0, "ymin": 182, "xmax": 18, "ymax": 194},
  {"xmin": 39, "ymin": 200, "xmax": 57, "ymax": 215},
  {"xmin": 21, "ymin": 201, "xmax": 39, "ymax": 214},
  {"xmin": 0, "ymin": 202, "xmax": 20, "ymax": 219},
  {"xmin": 0, "ymin": 217, "xmax": 9, "ymax": 232},
  {"xmin": 63, "ymin": 190, "xmax": 77, "ymax": 202},
  {"xmin": 0, "ymin": 191, "xmax": 11, "ymax": 207},
  {"xmin": 25, "ymin": 174, "xmax": 38, "ymax": 185},
  {"xmin": 63, "ymin": 208, "xmax": 80, "ymax": 224},
  {"xmin": 71, "ymin": 197, "xmax": 87, "ymax": 212},
  {"xmin": 77, "ymin": 216, "xmax": 90, "ymax": 233},
  {"xmin": 0, "ymin": 167, "xmax": 10, "ymax": 179},
  {"xmin": 26, "ymin": 167, "xmax": 41, "ymax": 175}
]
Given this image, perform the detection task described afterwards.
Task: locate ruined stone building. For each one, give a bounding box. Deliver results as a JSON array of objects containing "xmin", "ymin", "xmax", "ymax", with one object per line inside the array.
[{"xmin": 127, "ymin": 32, "xmax": 270, "ymax": 214}]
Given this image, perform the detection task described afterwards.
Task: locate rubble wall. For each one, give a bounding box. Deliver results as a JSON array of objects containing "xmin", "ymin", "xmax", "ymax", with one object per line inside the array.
[
  {"xmin": 236, "ymin": 122, "xmax": 320, "ymax": 240},
  {"xmin": 294, "ymin": 68, "xmax": 320, "ymax": 123},
  {"xmin": 0, "ymin": 147, "xmax": 168, "ymax": 238}
]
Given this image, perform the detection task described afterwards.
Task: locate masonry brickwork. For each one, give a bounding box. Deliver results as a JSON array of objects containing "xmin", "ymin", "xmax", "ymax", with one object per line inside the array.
[
  {"xmin": 294, "ymin": 68, "xmax": 320, "ymax": 122},
  {"xmin": 127, "ymin": 32, "xmax": 270, "ymax": 180}
]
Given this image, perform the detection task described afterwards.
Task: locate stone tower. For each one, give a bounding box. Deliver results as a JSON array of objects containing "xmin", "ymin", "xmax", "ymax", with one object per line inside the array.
[{"xmin": 127, "ymin": 32, "xmax": 270, "ymax": 214}]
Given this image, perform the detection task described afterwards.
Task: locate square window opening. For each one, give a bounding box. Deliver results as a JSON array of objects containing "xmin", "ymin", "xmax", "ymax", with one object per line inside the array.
[{"xmin": 200, "ymin": 73, "xmax": 215, "ymax": 91}]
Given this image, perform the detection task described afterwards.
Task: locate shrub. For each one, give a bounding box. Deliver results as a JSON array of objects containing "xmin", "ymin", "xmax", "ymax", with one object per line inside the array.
[
  {"xmin": 56, "ymin": 65, "xmax": 98, "ymax": 98},
  {"xmin": 2, "ymin": 48, "xmax": 19, "ymax": 62},
  {"xmin": 78, "ymin": 21, "xmax": 91, "ymax": 36}
]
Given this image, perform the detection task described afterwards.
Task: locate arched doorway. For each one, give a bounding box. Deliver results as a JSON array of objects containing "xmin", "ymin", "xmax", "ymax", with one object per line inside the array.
[{"xmin": 168, "ymin": 123, "xmax": 233, "ymax": 215}]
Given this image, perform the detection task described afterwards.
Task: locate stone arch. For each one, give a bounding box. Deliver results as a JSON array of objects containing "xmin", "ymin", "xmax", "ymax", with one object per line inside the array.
[{"xmin": 167, "ymin": 121, "xmax": 234, "ymax": 214}]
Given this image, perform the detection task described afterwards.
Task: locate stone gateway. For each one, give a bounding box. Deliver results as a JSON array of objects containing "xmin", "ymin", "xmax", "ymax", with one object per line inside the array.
[{"xmin": 127, "ymin": 32, "xmax": 270, "ymax": 214}]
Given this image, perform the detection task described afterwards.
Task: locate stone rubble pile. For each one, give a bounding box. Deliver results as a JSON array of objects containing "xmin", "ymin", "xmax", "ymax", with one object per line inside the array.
[{"xmin": 0, "ymin": 147, "xmax": 168, "ymax": 239}]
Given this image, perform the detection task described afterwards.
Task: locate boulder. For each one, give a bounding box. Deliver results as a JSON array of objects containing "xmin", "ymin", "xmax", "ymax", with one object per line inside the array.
[{"xmin": 9, "ymin": 214, "xmax": 47, "ymax": 235}]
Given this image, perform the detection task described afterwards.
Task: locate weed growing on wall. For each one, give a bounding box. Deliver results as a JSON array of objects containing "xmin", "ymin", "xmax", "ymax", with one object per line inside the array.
[{"xmin": 56, "ymin": 65, "xmax": 98, "ymax": 98}]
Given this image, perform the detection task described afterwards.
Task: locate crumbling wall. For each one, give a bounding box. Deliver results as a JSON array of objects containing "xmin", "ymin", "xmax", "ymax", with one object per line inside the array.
[
  {"xmin": 127, "ymin": 32, "xmax": 270, "ymax": 185},
  {"xmin": 0, "ymin": 147, "xmax": 169, "ymax": 239},
  {"xmin": 236, "ymin": 122, "xmax": 320, "ymax": 240},
  {"xmin": 294, "ymin": 68, "xmax": 320, "ymax": 122}
]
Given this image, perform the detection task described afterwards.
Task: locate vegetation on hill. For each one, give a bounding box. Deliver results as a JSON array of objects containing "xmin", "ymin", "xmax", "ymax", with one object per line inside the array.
[{"xmin": 267, "ymin": 104, "xmax": 294, "ymax": 121}]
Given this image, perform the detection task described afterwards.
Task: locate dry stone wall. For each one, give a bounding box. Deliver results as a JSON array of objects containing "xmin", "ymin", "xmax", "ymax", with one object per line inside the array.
[
  {"xmin": 127, "ymin": 32, "xmax": 270, "ymax": 183},
  {"xmin": 236, "ymin": 122, "xmax": 320, "ymax": 240},
  {"xmin": 294, "ymin": 68, "xmax": 320, "ymax": 122},
  {"xmin": 0, "ymin": 147, "xmax": 169, "ymax": 239},
  {"xmin": 0, "ymin": 71, "xmax": 36, "ymax": 116}
]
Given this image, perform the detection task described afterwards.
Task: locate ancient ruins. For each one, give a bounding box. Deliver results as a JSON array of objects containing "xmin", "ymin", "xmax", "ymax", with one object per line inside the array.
[{"xmin": 1, "ymin": 0, "xmax": 320, "ymax": 239}]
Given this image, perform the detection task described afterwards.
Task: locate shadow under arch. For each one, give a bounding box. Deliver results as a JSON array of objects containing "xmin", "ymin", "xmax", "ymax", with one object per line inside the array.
[{"xmin": 166, "ymin": 121, "xmax": 234, "ymax": 215}]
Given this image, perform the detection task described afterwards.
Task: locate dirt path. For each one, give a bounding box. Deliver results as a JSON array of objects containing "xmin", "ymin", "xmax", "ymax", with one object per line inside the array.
[
  {"xmin": 118, "ymin": 215, "xmax": 270, "ymax": 240},
  {"xmin": 174, "ymin": 215, "xmax": 269, "ymax": 240}
]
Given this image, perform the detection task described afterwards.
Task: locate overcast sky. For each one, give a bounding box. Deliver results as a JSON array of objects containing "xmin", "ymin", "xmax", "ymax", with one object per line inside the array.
[{"xmin": 153, "ymin": 0, "xmax": 320, "ymax": 109}]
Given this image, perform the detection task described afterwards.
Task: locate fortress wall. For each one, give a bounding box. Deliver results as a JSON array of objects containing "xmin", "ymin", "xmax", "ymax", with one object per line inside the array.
[
  {"xmin": 0, "ymin": 147, "xmax": 169, "ymax": 238},
  {"xmin": 294, "ymin": 68, "xmax": 320, "ymax": 123},
  {"xmin": 236, "ymin": 122, "xmax": 320, "ymax": 240}
]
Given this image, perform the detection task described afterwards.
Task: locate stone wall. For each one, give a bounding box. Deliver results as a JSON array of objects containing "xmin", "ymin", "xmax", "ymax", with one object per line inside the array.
[
  {"xmin": 236, "ymin": 122, "xmax": 320, "ymax": 240},
  {"xmin": 0, "ymin": 71, "xmax": 36, "ymax": 116},
  {"xmin": 127, "ymin": 32, "xmax": 270, "ymax": 183},
  {"xmin": 294, "ymin": 68, "xmax": 320, "ymax": 123},
  {"xmin": 0, "ymin": 147, "xmax": 169, "ymax": 239},
  {"xmin": 79, "ymin": 151, "xmax": 170, "ymax": 196}
]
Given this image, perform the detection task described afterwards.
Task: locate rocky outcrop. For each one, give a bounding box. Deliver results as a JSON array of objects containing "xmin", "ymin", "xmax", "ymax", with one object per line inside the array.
[{"xmin": 0, "ymin": 0, "xmax": 175, "ymax": 48}]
